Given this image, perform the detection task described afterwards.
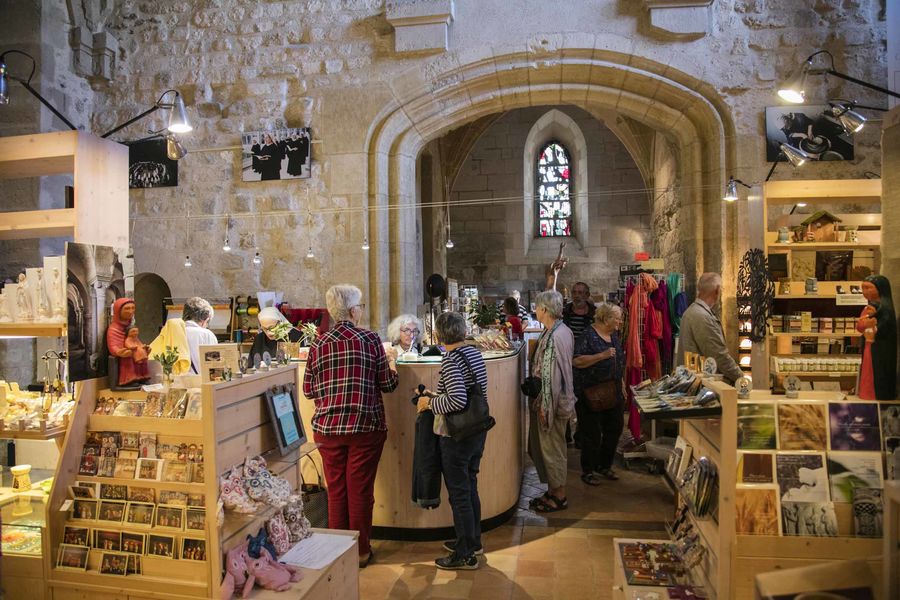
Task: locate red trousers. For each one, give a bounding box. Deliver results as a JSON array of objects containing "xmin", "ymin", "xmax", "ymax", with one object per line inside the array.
[{"xmin": 314, "ymin": 429, "xmax": 386, "ymax": 556}]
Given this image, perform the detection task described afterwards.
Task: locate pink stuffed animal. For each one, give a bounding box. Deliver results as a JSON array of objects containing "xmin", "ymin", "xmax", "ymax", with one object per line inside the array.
[
  {"xmin": 244, "ymin": 548, "xmax": 301, "ymax": 595},
  {"xmin": 221, "ymin": 543, "xmax": 250, "ymax": 599}
]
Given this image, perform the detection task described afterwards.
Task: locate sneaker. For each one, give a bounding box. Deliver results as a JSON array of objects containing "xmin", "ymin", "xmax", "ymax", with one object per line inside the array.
[
  {"xmin": 435, "ymin": 553, "xmax": 479, "ymax": 570},
  {"xmin": 442, "ymin": 540, "xmax": 484, "ymax": 555}
]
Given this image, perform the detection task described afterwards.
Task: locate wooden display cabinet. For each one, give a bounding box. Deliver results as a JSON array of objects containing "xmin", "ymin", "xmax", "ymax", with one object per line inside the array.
[{"xmin": 45, "ymin": 368, "xmax": 358, "ymax": 600}]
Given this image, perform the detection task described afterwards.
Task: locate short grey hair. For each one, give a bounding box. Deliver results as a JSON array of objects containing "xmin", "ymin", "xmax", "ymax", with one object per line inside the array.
[
  {"xmin": 594, "ymin": 302, "xmax": 623, "ymax": 326},
  {"xmin": 434, "ymin": 311, "xmax": 467, "ymax": 345},
  {"xmin": 510, "ymin": 289, "xmax": 521, "ymax": 301},
  {"xmin": 535, "ymin": 290, "xmax": 564, "ymax": 319},
  {"xmin": 326, "ymin": 284, "xmax": 363, "ymax": 322},
  {"xmin": 182, "ymin": 297, "xmax": 213, "ymax": 323},
  {"xmin": 387, "ymin": 314, "xmax": 423, "ymax": 344},
  {"xmin": 697, "ymin": 272, "xmax": 722, "ymax": 295}
]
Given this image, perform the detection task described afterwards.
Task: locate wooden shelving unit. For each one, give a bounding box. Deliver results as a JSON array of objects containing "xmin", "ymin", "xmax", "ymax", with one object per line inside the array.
[
  {"xmin": 0, "ymin": 131, "xmax": 128, "ymax": 248},
  {"xmin": 44, "ymin": 366, "xmax": 356, "ymax": 600},
  {"xmin": 0, "ymin": 322, "xmax": 67, "ymax": 338},
  {"xmin": 756, "ymin": 178, "xmax": 881, "ymax": 392}
]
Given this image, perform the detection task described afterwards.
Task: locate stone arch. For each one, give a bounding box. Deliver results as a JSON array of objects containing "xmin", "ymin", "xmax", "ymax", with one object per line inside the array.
[
  {"xmin": 362, "ymin": 44, "xmax": 736, "ymax": 331},
  {"xmin": 523, "ymin": 109, "xmax": 589, "ymax": 257}
]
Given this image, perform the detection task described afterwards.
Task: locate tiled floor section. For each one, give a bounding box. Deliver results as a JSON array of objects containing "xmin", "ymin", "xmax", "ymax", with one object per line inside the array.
[{"xmin": 361, "ymin": 448, "xmax": 673, "ymax": 599}]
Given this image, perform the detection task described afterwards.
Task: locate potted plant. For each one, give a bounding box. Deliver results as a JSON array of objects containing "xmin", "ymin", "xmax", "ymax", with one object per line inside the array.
[
  {"xmin": 471, "ymin": 303, "xmax": 499, "ymax": 330},
  {"xmin": 270, "ymin": 321, "xmax": 303, "ymax": 362},
  {"xmin": 152, "ymin": 345, "xmax": 180, "ymax": 386}
]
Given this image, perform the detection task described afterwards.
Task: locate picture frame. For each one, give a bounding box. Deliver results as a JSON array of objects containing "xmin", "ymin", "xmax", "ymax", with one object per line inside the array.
[
  {"xmin": 93, "ymin": 529, "xmax": 122, "ymax": 551},
  {"xmin": 264, "ymin": 383, "xmax": 307, "ymax": 456},
  {"xmin": 121, "ymin": 531, "xmax": 147, "ymax": 554},
  {"xmin": 99, "ymin": 551, "xmax": 129, "ymax": 576},
  {"xmin": 72, "ymin": 499, "xmax": 98, "ymax": 521},
  {"xmin": 125, "ymin": 501, "xmax": 156, "ymax": 527},
  {"xmin": 162, "ymin": 460, "xmax": 192, "ymax": 484},
  {"xmin": 97, "ymin": 500, "xmax": 127, "ymax": 523},
  {"xmin": 200, "ymin": 344, "xmax": 240, "ymax": 384},
  {"xmin": 147, "ymin": 533, "xmax": 177, "ymax": 559},
  {"xmin": 135, "ymin": 458, "xmax": 164, "ymax": 481},
  {"xmin": 68, "ymin": 485, "xmax": 95, "ymax": 500},
  {"xmin": 63, "ymin": 526, "xmax": 90, "ymax": 546},
  {"xmin": 127, "ymin": 486, "xmax": 155, "ymax": 503},
  {"xmin": 128, "ymin": 138, "xmax": 178, "ymax": 189},
  {"xmin": 100, "ymin": 483, "xmax": 128, "ymax": 500},
  {"xmin": 241, "ymin": 127, "xmax": 312, "ymax": 182},
  {"xmin": 154, "ymin": 504, "xmax": 185, "ymax": 530},
  {"xmin": 764, "ymin": 105, "xmax": 854, "ymax": 162},
  {"xmin": 185, "ymin": 507, "xmax": 206, "ymax": 531},
  {"xmin": 181, "ymin": 537, "xmax": 207, "ymax": 562},
  {"xmin": 56, "ymin": 544, "xmax": 89, "ymax": 571}
]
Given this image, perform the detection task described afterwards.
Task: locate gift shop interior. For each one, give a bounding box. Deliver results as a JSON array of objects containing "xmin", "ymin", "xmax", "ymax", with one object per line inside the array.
[{"xmin": 2, "ymin": 2, "xmax": 900, "ymax": 600}]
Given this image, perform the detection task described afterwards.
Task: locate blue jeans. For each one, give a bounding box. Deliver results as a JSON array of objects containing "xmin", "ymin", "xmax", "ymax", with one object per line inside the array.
[{"xmin": 439, "ymin": 431, "xmax": 487, "ymax": 558}]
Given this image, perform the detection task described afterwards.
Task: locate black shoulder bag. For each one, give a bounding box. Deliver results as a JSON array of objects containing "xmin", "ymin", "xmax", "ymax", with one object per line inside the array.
[{"xmin": 445, "ymin": 352, "xmax": 496, "ymax": 442}]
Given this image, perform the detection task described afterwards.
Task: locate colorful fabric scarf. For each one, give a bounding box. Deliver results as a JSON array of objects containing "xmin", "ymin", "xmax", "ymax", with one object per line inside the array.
[{"xmin": 537, "ymin": 320, "xmax": 562, "ymax": 430}]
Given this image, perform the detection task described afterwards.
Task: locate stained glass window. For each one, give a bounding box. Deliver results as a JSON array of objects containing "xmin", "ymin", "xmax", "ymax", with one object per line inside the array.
[{"xmin": 536, "ymin": 142, "xmax": 572, "ymax": 237}]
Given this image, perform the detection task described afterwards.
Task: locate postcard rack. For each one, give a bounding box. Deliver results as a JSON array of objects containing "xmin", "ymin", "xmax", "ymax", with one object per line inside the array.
[
  {"xmin": 660, "ymin": 382, "xmax": 889, "ymax": 600},
  {"xmin": 44, "ymin": 366, "xmax": 353, "ymax": 600}
]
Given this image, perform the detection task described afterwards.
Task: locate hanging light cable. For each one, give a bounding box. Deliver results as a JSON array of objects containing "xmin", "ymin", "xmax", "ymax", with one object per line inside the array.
[{"xmin": 306, "ymin": 191, "xmax": 315, "ymax": 258}]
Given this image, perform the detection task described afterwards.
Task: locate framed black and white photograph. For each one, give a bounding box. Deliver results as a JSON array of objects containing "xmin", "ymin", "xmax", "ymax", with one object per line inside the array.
[
  {"xmin": 128, "ymin": 139, "xmax": 178, "ymax": 188},
  {"xmin": 241, "ymin": 127, "xmax": 311, "ymax": 181},
  {"xmin": 765, "ymin": 106, "xmax": 854, "ymax": 162}
]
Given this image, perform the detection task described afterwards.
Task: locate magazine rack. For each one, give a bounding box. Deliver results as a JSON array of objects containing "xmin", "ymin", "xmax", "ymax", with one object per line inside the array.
[
  {"xmin": 45, "ymin": 367, "xmax": 359, "ymax": 600},
  {"xmin": 669, "ymin": 382, "xmax": 887, "ymax": 600}
]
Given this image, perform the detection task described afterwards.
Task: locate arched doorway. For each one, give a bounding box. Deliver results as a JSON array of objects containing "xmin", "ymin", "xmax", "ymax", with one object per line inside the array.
[
  {"xmin": 134, "ymin": 273, "xmax": 171, "ymax": 340},
  {"xmin": 361, "ymin": 45, "xmax": 737, "ymax": 332}
]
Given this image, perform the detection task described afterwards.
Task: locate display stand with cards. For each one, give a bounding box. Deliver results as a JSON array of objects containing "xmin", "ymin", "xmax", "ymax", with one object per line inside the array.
[
  {"xmin": 620, "ymin": 378, "xmax": 898, "ymax": 600},
  {"xmin": 44, "ymin": 366, "xmax": 358, "ymax": 600}
]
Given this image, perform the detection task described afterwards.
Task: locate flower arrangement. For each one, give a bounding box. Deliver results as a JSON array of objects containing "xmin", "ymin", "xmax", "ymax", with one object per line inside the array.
[
  {"xmin": 268, "ymin": 322, "xmax": 295, "ymax": 342},
  {"xmin": 299, "ymin": 322, "xmax": 319, "ymax": 347},
  {"xmin": 152, "ymin": 345, "xmax": 180, "ymax": 383}
]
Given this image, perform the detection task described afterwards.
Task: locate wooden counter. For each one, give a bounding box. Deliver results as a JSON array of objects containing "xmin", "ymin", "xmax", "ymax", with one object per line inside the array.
[{"xmin": 295, "ymin": 348, "xmax": 526, "ymax": 539}]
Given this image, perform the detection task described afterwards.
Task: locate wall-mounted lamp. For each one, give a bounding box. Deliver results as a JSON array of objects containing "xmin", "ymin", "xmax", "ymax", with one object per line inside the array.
[
  {"xmin": 102, "ymin": 89, "xmax": 193, "ymax": 139},
  {"xmin": 0, "ymin": 50, "xmax": 77, "ymax": 130},
  {"xmin": 777, "ymin": 50, "xmax": 900, "ymax": 104},
  {"xmin": 723, "ymin": 176, "xmax": 752, "ymax": 202},
  {"xmin": 827, "ymin": 98, "xmax": 888, "ymax": 135},
  {"xmin": 726, "ymin": 142, "xmax": 813, "ymax": 202}
]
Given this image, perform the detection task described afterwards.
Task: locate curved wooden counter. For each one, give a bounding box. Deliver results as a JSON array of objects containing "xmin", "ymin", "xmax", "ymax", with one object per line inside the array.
[{"xmin": 295, "ymin": 347, "xmax": 526, "ymax": 539}]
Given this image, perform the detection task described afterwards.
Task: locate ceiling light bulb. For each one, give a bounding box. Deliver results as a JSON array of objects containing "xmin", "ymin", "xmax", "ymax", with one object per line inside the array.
[
  {"xmin": 252, "ymin": 252, "xmax": 262, "ymax": 265},
  {"xmin": 223, "ymin": 236, "xmax": 231, "ymax": 252},
  {"xmin": 167, "ymin": 92, "xmax": 192, "ymax": 133},
  {"xmin": 184, "ymin": 255, "xmax": 192, "ymax": 267},
  {"xmin": 777, "ymin": 62, "xmax": 809, "ymax": 104},
  {"xmin": 780, "ymin": 143, "xmax": 812, "ymax": 167},
  {"xmin": 361, "ymin": 237, "xmax": 369, "ymax": 251},
  {"xmin": 306, "ymin": 247, "xmax": 315, "ymax": 258},
  {"xmin": 723, "ymin": 177, "xmax": 738, "ymax": 202},
  {"xmin": 445, "ymin": 238, "xmax": 454, "ymax": 249}
]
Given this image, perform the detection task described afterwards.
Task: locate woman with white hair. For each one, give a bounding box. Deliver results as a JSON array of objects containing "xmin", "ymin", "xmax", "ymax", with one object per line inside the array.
[
  {"xmin": 182, "ymin": 297, "xmax": 218, "ymax": 374},
  {"xmin": 387, "ymin": 314, "xmax": 423, "ymax": 354},
  {"xmin": 249, "ymin": 306, "xmax": 302, "ymax": 367},
  {"xmin": 527, "ymin": 290, "xmax": 575, "ymax": 513},
  {"xmin": 302, "ymin": 284, "xmax": 399, "ymax": 568}
]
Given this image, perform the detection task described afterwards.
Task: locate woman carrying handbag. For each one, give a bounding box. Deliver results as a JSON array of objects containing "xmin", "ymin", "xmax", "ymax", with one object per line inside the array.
[{"xmin": 573, "ymin": 302, "xmax": 626, "ymax": 485}]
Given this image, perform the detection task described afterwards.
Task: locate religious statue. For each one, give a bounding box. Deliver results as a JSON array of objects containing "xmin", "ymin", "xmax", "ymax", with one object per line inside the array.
[
  {"xmin": 106, "ymin": 297, "xmax": 151, "ymax": 388},
  {"xmin": 16, "ymin": 273, "xmax": 33, "ymax": 322},
  {"xmin": 856, "ymin": 275, "xmax": 897, "ymax": 400},
  {"xmin": 51, "ymin": 268, "xmax": 65, "ymax": 320},
  {"xmin": 36, "ymin": 268, "xmax": 52, "ymax": 321}
]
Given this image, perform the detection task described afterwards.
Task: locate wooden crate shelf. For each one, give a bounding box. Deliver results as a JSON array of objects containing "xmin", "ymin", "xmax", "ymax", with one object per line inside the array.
[{"xmin": 0, "ymin": 322, "xmax": 67, "ymax": 337}]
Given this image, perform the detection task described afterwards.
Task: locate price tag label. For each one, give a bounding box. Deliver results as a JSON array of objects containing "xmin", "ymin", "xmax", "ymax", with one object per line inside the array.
[{"xmin": 836, "ymin": 294, "xmax": 867, "ymax": 306}]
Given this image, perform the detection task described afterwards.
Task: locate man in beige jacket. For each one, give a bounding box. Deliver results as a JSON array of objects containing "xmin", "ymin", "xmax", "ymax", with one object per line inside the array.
[{"xmin": 679, "ymin": 273, "xmax": 743, "ymax": 383}]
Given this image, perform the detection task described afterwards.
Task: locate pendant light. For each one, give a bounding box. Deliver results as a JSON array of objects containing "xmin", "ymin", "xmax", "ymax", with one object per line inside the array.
[
  {"xmin": 252, "ymin": 252, "xmax": 262, "ymax": 265},
  {"xmin": 184, "ymin": 255, "xmax": 192, "ymax": 267},
  {"xmin": 722, "ymin": 176, "xmax": 751, "ymax": 203},
  {"xmin": 361, "ymin": 237, "xmax": 370, "ymax": 251}
]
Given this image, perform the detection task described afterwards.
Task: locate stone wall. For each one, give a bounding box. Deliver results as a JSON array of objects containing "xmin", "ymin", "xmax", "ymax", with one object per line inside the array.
[
  {"xmin": 446, "ymin": 105, "xmax": 650, "ymax": 299},
  {"xmin": 881, "ymin": 106, "xmax": 900, "ymax": 397},
  {"xmin": 0, "ymin": 0, "xmax": 891, "ymax": 343}
]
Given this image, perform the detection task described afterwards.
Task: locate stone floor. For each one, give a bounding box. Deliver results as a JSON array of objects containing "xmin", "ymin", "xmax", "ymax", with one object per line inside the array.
[{"xmin": 360, "ymin": 448, "xmax": 673, "ymax": 599}]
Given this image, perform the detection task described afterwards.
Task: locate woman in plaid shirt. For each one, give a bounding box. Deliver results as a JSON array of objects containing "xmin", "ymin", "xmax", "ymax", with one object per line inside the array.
[{"xmin": 302, "ymin": 284, "xmax": 399, "ymax": 568}]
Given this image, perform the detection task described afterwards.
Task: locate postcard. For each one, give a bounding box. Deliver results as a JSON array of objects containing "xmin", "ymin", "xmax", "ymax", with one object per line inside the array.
[
  {"xmin": 99, "ymin": 551, "xmax": 129, "ymax": 576},
  {"xmin": 72, "ymin": 499, "xmax": 98, "ymax": 521},
  {"xmin": 68, "ymin": 485, "xmax": 95, "ymax": 500},
  {"xmin": 162, "ymin": 460, "xmax": 192, "ymax": 484},
  {"xmin": 97, "ymin": 500, "xmax": 127, "ymax": 523},
  {"xmin": 734, "ymin": 485, "xmax": 781, "ymax": 535},
  {"xmin": 154, "ymin": 504, "xmax": 185, "ymax": 530},
  {"xmin": 737, "ymin": 452, "xmax": 774, "ymax": 484},
  {"xmin": 775, "ymin": 452, "xmax": 830, "ymax": 502},
  {"xmin": 121, "ymin": 431, "xmax": 139, "ymax": 449},
  {"xmin": 147, "ymin": 534, "xmax": 176, "ymax": 559},
  {"xmin": 62, "ymin": 526, "xmax": 89, "ymax": 546},
  {"xmin": 93, "ymin": 529, "xmax": 122, "ymax": 551},
  {"xmin": 113, "ymin": 458, "xmax": 137, "ymax": 479},
  {"xmin": 852, "ymin": 487, "xmax": 883, "ymax": 537},
  {"xmin": 127, "ymin": 554, "xmax": 142, "ymax": 575},
  {"xmin": 121, "ymin": 531, "xmax": 147, "ymax": 554},
  {"xmin": 829, "ymin": 402, "xmax": 881, "ymax": 451},
  {"xmin": 128, "ymin": 486, "xmax": 155, "ymax": 503},
  {"xmin": 100, "ymin": 483, "xmax": 128, "ymax": 500},
  {"xmin": 97, "ymin": 456, "xmax": 117, "ymax": 478},
  {"xmin": 125, "ymin": 501, "xmax": 155, "ymax": 527},
  {"xmin": 782, "ymin": 501, "xmax": 838, "ymax": 536},
  {"xmin": 138, "ymin": 432, "xmax": 157, "ymax": 459},
  {"xmin": 185, "ymin": 508, "xmax": 206, "ymax": 531},
  {"xmin": 778, "ymin": 402, "xmax": 828, "ymax": 451},
  {"xmin": 827, "ymin": 451, "xmax": 885, "ymax": 502},
  {"xmin": 181, "ymin": 537, "xmax": 207, "ymax": 561},
  {"xmin": 135, "ymin": 458, "xmax": 163, "ymax": 481},
  {"xmin": 56, "ymin": 544, "xmax": 89, "ymax": 570},
  {"xmin": 880, "ymin": 404, "xmax": 900, "ymax": 452},
  {"xmin": 159, "ymin": 490, "xmax": 189, "ymax": 506},
  {"xmin": 737, "ymin": 403, "xmax": 777, "ymax": 449}
]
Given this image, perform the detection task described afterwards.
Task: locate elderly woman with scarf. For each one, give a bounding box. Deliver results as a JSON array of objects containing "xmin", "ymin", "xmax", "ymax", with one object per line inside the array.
[
  {"xmin": 857, "ymin": 275, "xmax": 897, "ymax": 400},
  {"xmin": 527, "ymin": 290, "xmax": 575, "ymax": 513},
  {"xmin": 250, "ymin": 307, "xmax": 304, "ymax": 367},
  {"xmin": 106, "ymin": 298, "xmax": 150, "ymax": 387}
]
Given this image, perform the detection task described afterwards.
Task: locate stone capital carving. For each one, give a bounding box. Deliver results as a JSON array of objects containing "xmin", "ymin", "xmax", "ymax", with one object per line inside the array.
[
  {"xmin": 385, "ymin": 0, "xmax": 454, "ymax": 54},
  {"xmin": 642, "ymin": 0, "xmax": 714, "ymax": 39},
  {"xmin": 68, "ymin": 26, "xmax": 118, "ymax": 85}
]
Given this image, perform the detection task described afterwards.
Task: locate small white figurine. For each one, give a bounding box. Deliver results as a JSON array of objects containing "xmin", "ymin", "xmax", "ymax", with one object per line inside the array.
[
  {"xmin": 16, "ymin": 273, "xmax": 33, "ymax": 322},
  {"xmin": 51, "ymin": 268, "xmax": 65, "ymax": 320},
  {"xmin": 0, "ymin": 290, "xmax": 11, "ymax": 323},
  {"xmin": 36, "ymin": 268, "xmax": 52, "ymax": 321},
  {"xmin": 784, "ymin": 375, "xmax": 801, "ymax": 399}
]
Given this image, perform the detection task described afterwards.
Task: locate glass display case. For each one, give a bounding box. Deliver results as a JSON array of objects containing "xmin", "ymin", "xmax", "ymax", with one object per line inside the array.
[{"xmin": 1, "ymin": 493, "xmax": 46, "ymax": 556}]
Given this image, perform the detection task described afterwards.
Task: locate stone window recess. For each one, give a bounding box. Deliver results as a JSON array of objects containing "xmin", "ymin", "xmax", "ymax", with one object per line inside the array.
[
  {"xmin": 385, "ymin": 0, "xmax": 454, "ymax": 54},
  {"xmin": 69, "ymin": 27, "xmax": 118, "ymax": 85},
  {"xmin": 642, "ymin": 0, "xmax": 714, "ymax": 39},
  {"xmin": 536, "ymin": 142, "xmax": 573, "ymax": 238},
  {"xmin": 523, "ymin": 109, "xmax": 588, "ymax": 259}
]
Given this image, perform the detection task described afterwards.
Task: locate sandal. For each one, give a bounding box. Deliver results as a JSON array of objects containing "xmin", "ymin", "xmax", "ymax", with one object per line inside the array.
[
  {"xmin": 596, "ymin": 468, "xmax": 619, "ymax": 481},
  {"xmin": 528, "ymin": 493, "xmax": 551, "ymax": 510},
  {"xmin": 533, "ymin": 494, "xmax": 568, "ymax": 513},
  {"xmin": 580, "ymin": 472, "xmax": 602, "ymax": 486}
]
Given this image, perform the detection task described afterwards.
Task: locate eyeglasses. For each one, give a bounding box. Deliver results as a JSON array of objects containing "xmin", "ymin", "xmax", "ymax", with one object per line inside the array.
[
  {"xmin": 400, "ymin": 328, "xmax": 420, "ymax": 335},
  {"xmin": 351, "ymin": 303, "xmax": 366, "ymax": 311}
]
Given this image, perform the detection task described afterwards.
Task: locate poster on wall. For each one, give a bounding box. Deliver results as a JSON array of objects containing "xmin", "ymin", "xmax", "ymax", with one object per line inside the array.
[
  {"xmin": 240, "ymin": 127, "xmax": 311, "ymax": 181},
  {"xmin": 765, "ymin": 106, "xmax": 854, "ymax": 162},
  {"xmin": 66, "ymin": 243, "xmax": 132, "ymax": 382},
  {"xmin": 128, "ymin": 139, "xmax": 178, "ymax": 189}
]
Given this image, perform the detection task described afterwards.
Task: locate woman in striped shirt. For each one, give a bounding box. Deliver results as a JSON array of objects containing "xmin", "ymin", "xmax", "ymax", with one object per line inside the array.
[{"xmin": 417, "ymin": 312, "xmax": 489, "ymax": 570}]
